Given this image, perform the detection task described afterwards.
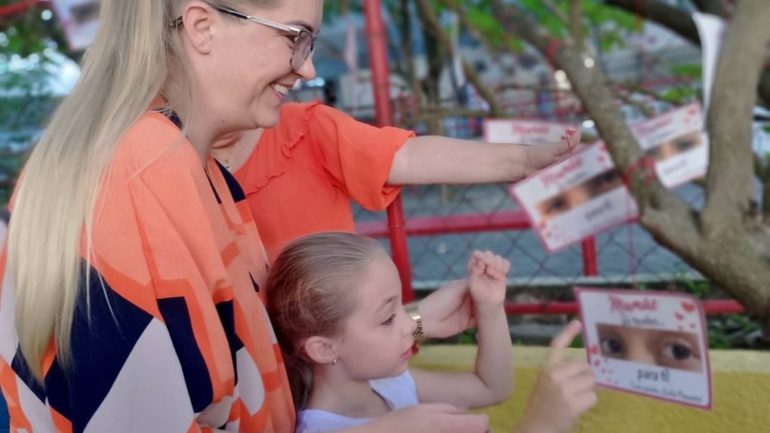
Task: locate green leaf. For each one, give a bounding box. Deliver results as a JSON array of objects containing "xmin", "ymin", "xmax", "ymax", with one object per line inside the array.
[
  {"xmin": 660, "ymin": 87, "xmax": 697, "ymax": 104},
  {"xmin": 671, "ymin": 64, "xmax": 703, "ymax": 80}
]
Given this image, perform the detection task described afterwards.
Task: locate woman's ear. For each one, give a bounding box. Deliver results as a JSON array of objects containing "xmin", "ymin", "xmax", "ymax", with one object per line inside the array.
[
  {"xmin": 180, "ymin": 1, "xmax": 217, "ymax": 55},
  {"xmin": 303, "ymin": 336, "xmax": 338, "ymax": 365}
]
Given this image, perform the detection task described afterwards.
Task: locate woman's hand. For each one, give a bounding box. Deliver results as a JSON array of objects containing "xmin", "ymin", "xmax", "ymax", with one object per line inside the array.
[
  {"xmin": 517, "ymin": 320, "xmax": 597, "ymax": 433},
  {"xmin": 521, "ymin": 128, "xmax": 580, "ymax": 177}
]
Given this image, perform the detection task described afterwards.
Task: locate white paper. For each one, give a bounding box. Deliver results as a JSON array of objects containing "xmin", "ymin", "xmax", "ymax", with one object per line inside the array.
[
  {"xmin": 575, "ymin": 287, "xmax": 712, "ymax": 409},
  {"xmin": 693, "ymin": 13, "xmax": 726, "ymax": 114},
  {"xmin": 484, "ymin": 119, "xmax": 576, "ymax": 145},
  {"xmin": 510, "ymin": 142, "xmax": 637, "ymax": 253}
]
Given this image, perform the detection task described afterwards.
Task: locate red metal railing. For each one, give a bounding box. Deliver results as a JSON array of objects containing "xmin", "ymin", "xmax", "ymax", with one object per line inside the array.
[
  {"xmin": 358, "ymin": 209, "xmax": 599, "ymax": 284},
  {"xmin": 358, "ymin": 210, "xmax": 745, "ymax": 316}
]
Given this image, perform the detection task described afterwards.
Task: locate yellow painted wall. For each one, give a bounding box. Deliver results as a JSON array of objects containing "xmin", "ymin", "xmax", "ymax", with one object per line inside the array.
[{"xmin": 410, "ymin": 346, "xmax": 770, "ymax": 433}]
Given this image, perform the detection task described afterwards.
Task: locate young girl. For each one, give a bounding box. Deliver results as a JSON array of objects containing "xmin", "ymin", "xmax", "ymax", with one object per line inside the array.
[{"xmin": 267, "ymin": 232, "xmax": 584, "ymax": 433}]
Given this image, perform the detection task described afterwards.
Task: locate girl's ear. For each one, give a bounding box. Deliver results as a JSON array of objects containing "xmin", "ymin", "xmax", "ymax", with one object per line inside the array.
[{"xmin": 303, "ymin": 336, "xmax": 338, "ymax": 365}]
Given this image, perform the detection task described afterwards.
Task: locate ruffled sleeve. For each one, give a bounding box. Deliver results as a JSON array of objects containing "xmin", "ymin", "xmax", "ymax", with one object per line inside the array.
[{"xmin": 306, "ymin": 104, "xmax": 413, "ymax": 210}]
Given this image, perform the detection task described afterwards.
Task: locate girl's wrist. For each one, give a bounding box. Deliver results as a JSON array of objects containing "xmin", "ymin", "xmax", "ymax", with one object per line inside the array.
[{"xmin": 473, "ymin": 300, "xmax": 505, "ymax": 316}]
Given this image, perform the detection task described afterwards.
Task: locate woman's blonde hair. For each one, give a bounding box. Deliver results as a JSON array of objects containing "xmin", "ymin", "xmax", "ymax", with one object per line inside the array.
[
  {"xmin": 7, "ymin": 0, "xmax": 265, "ymax": 380},
  {"xmin": 265, "ymin": 232, "xmax": 385, "ymax": 411}
]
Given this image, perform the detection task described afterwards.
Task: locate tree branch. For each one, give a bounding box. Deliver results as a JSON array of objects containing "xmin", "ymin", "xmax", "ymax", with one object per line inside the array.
[
  {"xmin": 415, "ymin": 0, "xmax": 503, "ymax": 116},
  {"xmin": 613, "ymin": 88, "xmax": 655, "ymax": 118},
  {"xmin": 606, "ymin": 0, "xmax": 700, "ymax": 44},
  {"xmin": 454, "ymin": 2, "xmax": 512, "ymax": 56},
  {"xmin": 613, "ymin": 81, "xmax": 673, "ymax": 108},
  {"xmin": 702, "ymin": 0, "xmax": 770, "ymax": 229},
  {"xmin": 693, "ymin": 0, "xmax": 730, "ymax": 16},
  {"xmin": 605, "ymin": 0, "xmax": 770, "ymax": 108},
  {"xmin": 396, "ymin": 0, "xmax": 422, "ymax": 128},
  {"xmin": 460, "ymin": 59, "xmax": 502, "ymax": 116},
  {"xmin": 568, "ymin": 0, "xmax": 584, "ymax": 46},
  {"xmin": 542, "ymin": 0, "xmax": 568, "ymax": 25}
]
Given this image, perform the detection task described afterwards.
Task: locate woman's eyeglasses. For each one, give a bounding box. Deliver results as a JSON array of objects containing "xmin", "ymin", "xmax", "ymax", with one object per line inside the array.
[{"xmin": 170, "ymin": 5, "xmax": 316, "ymax": 71}]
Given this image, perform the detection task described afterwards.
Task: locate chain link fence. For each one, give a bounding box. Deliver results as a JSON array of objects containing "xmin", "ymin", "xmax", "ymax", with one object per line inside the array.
[{"xmin": 356, "ymin": 182, "xmax": 704, "ymax": 290}]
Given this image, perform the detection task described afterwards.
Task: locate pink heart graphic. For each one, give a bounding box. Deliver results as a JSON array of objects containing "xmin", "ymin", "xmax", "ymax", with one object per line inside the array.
[
  {"xmin": 682, "ymin": 301, "xmax": 696, "ymax": 313},
  {"xmin": 589, "ymin": 345, "xmax": 599, "ymax": 355}
]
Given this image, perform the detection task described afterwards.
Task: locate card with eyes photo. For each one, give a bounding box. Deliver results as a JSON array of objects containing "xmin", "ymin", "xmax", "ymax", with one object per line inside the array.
[
  {"xmin": 630, "ymin": 103, "xmax": 709, "ymax": 188},
  {"xmin": 575, "ymin": 287, "xmax": 712, "ymax": 409},
  {"xmin": 484, "ymin": 119, "xmax": 577, "ymax": 145},
  {"xmin": 510, "ymin": 142, "xmax": 638, "ymax": 253}
]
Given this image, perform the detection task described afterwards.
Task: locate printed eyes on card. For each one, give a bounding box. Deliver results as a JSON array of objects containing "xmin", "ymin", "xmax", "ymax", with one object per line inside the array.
[{"xmin": 576, "ymin": 288, "xmax": 711, "ymax": 409}]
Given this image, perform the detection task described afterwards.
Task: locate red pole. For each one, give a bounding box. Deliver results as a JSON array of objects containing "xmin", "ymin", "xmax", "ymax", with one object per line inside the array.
[
  {"xmin": 386, "ymin": 196, "xmax": 414, "ymax": 303},
  {"xmin": 363, "ymin": 0, "xmax": 393, "ymax": 127},
  {"xmin": 581, "ymin": 238, "xmax": 598, "ymax": 276},
  {"xmin": 363, "ymin": 0, "xmax": 415, "ymax": 302}
]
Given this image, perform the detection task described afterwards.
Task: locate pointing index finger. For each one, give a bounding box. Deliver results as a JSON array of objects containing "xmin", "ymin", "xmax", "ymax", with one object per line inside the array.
[{"xmin": 547, "ymin": 320, "xmax": 583, "ymax": 367}]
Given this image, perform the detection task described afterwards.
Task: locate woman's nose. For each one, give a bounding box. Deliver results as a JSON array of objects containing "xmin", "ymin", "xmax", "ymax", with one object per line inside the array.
[{"xmin": 295, "ymin": 55, "xmax": 317, "ymax": 80}]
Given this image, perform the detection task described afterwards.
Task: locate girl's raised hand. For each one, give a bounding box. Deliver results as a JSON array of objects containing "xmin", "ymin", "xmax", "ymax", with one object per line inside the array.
[{"xmin": 467, "ymin": 250, "xmax": 510, "ymax": 313}]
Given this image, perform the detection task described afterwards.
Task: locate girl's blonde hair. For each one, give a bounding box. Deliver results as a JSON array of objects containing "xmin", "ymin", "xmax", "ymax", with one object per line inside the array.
[
  {"xmin": 265, "ymin": 232, "xmax": 385, "ymax": 410},
  {"xmin": 7, "ymin": 0, "xmax": 267, "ymax": 380}
]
